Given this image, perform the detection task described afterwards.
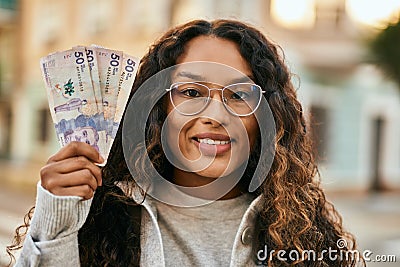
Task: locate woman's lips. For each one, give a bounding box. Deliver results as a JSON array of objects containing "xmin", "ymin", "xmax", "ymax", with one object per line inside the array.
[{"xmin": 192, "ymin": 133, "xmax": 232, "ymax": 156}]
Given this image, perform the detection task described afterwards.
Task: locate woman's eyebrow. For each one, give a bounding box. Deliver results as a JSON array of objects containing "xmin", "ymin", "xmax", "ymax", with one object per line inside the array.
[
  {"xmin": 174, "ymin": 71, "xmax": 206, "ymax": 81},
  {"xmin": 229, "ymin": 75, "xmax": 255, "ymax": 84},
  {"xmin": 174, "ymin": 71, "xmax": 255, "ymax": 84}
]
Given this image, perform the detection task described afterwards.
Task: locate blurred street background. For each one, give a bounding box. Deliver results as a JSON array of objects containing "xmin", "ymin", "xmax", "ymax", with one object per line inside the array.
[{"xmin": 1, "ymin": 0, "xmax": 400, "ymax": 266}]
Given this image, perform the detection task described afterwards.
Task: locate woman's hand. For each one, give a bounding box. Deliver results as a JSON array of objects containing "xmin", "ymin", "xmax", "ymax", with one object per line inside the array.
[{"xmin": 40, "ymin": 141, "xmax": 104, "ymax": 200}]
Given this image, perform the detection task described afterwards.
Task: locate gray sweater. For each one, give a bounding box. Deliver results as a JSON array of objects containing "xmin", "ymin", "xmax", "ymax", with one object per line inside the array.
[
  {"xmin": 16, "ymin": 183, "xmax": 263, "ymax": 266},
  {"xmin": 156, "ymin": 193, "xmax": 254, "ymax": 266}
]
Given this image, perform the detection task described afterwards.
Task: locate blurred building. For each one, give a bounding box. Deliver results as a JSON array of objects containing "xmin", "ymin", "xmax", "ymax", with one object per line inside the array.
[
  {"xmin": 0, "ymin": 0, "xmax": 16, "ymax": 158},
  {"xmin": 1, "ymin": 0, "xmax": 399, "ymax": 191}
]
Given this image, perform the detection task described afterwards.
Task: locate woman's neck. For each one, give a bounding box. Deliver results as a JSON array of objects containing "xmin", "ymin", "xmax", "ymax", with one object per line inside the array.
[{"xmin": 171, "ymin": 168, "xmax": 243, "ymax": 200}]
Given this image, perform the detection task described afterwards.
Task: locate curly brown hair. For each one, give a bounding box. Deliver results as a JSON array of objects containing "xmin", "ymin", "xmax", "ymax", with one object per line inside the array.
[{"xmin": 7, "ymin": 19, "xmax": 363, "ymax": 266}]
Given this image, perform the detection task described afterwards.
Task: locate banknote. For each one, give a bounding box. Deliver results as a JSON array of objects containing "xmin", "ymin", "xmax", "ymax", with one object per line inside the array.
[
  {"xmin": 100, "ymin": 53, "xmax": 140, "ymax": 159},
  {"xmin": 40, "ymin": 47, "xmax": 102, "ymax": 152},
  {"xmin": 112, "ymin": 54, "xmax": 139, "ymax": 138},
  {"xmin": 94, "ymin": 46, "xmax": 123, "ymax": 121},
  {"xmin": 40, "ymin": 45, "xmax": 139, "ymax": 160},
  {"xmin": 84, "ymin": 46, "xmax": 103, "ymax": 113},
  {"xmin": 83, "ymin": 46, "xmax": 108, "ymax": 156}
]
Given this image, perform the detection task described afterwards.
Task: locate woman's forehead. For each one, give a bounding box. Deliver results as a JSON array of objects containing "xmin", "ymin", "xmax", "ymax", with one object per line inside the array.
[
  {"xmin": 174, "ymin": 36, "xmax": 253, "ymax": 83},
  {"xmin": 171, "ymin": 62, "xmax": 255, "ymax": 85}
]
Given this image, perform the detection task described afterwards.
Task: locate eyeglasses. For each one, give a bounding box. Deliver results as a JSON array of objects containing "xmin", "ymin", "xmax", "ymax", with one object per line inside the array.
[{"xmin": 166, "ymin": 81, "xmax": 265, "ymax": 117}]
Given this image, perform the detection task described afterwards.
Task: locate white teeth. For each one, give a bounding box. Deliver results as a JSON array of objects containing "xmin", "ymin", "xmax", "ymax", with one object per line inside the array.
[{"xmin": 198, "ymin": 138, "xmax": 230, "ymax": 145}]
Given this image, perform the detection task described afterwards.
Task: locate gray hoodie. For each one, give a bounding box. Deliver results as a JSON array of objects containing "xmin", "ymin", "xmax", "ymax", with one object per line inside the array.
[{"xmin": 16, "ymin": 183, "xmax": 262, "ymax": 267}]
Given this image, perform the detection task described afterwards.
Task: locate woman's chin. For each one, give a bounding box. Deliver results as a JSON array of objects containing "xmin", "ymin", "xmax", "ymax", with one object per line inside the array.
[
  {"xmin": 193, "ymin": 165, "xmax": 236, "ymax": 179},
  {"xmin": 194, "ymin": 170, "xmax": 224, "ymax": 179}
]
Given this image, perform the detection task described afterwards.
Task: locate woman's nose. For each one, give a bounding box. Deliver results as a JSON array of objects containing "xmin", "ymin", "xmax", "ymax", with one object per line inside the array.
[
  {"xmin": 199, "ymin": 92, "xmax": 231, "ymax": 126},
  {"xmin": 209, "ymin": 89, "xmax": 224, "ymax": 102}
]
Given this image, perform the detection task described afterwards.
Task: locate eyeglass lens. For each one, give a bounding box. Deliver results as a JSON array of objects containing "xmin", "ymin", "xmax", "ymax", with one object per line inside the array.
[{"xmin": 170, "ymin": 82, "xmax": 262, "ymax": 116}]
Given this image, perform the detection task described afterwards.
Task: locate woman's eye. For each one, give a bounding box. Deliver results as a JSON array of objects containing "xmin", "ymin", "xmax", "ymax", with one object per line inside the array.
[
  {"xmin": 182, "ymin": 88, "xmax": 201, "ymax": 97},
  {"xmin": 231, "ymin": 91, "xmax": 249, "ymax": 100}
]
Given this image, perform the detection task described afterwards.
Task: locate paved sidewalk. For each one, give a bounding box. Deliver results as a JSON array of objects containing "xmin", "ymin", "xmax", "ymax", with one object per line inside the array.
[
  {"xmin": 327, "ymin": 192, "xmax": 400, "ymax": 266},
  {"xmin": 0, "ymin": 160, "xmax": 39, "ymax": 266},
  {"xmin": 0, "ymin": 185, "xmax": 36, "ymax": 266}
]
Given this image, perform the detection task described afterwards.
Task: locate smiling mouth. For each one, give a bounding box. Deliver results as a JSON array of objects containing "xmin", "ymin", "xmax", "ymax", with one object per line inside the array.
[
  {"xmin": 194, "ymin": 138, "xmax": 231, "ymax": 145},
  {"xmin": 192, "ymin": 136, "xmax": 233, "ymax": 155}
]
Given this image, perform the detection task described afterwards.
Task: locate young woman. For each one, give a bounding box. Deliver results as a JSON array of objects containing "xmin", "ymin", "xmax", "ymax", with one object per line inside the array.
[{"xmin": 9, "ymin": 19, "xmax": 362, "ymax": 266}]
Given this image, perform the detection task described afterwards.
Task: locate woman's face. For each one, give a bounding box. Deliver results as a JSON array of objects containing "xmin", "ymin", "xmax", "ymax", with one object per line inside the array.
[{"xmin": 166, "ymin": 36, "xmax": 259, "ymax": 179}]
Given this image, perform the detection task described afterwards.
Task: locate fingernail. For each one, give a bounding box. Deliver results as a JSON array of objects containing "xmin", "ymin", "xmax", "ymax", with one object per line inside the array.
[{"xmin": 98, "ymin": 155, "xmax": 105, "ymax": 163}]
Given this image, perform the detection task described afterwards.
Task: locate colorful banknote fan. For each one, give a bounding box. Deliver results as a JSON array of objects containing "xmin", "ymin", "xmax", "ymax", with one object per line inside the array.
[{"xmin": 40, "ymin": 45, "xmax": 139, "ymax": 160}]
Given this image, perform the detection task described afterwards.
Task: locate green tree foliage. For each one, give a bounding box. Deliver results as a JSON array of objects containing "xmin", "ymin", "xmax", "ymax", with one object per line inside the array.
[{"xmin": 370, "ymin": 18, "xmax": 400, "ymax": 89}]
